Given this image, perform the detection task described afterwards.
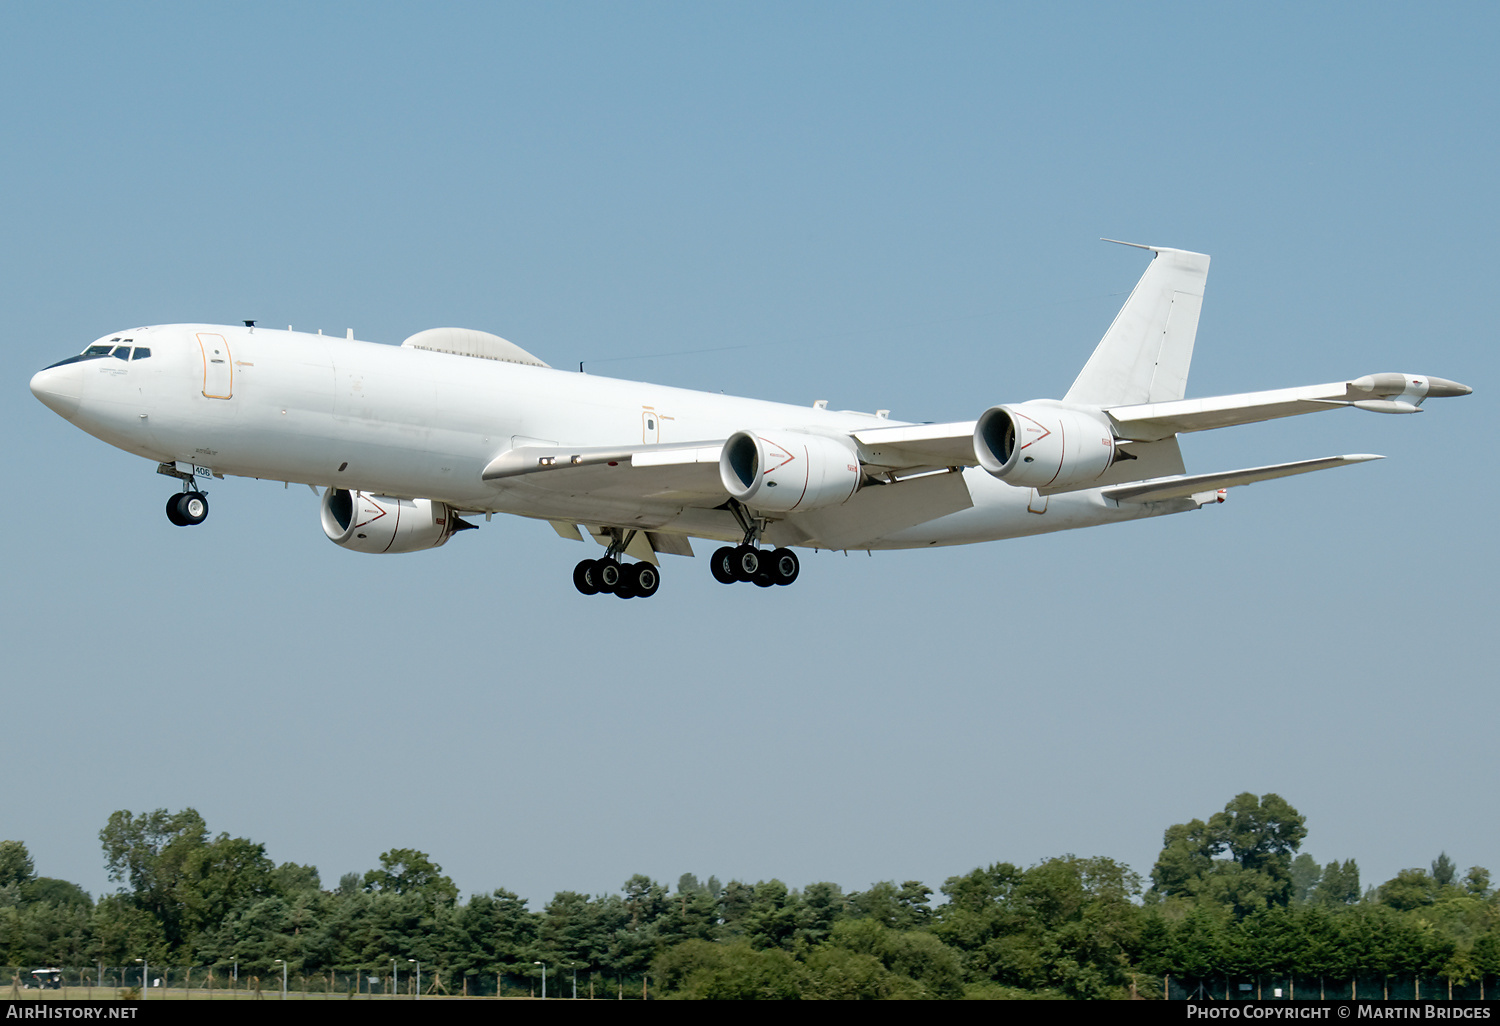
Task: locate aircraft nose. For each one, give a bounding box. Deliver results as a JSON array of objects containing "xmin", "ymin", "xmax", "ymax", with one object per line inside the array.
[{"xmin": 30, "ymin": 361, "xmax": 84, "ymax": 420}]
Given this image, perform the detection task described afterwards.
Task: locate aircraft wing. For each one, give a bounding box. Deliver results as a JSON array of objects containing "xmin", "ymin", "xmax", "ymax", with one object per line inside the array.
[
  {"xmin": 1107, "ymin": 373, "xmax": 1472, "ymax": 441},
  {"xmin": 851, "ymin": 421, "xmax": 980, "ymax": 474}
]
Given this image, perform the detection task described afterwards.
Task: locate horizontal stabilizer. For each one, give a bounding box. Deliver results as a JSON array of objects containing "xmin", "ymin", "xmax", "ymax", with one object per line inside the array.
[{"xmin": 1102, "ymin": 454, "xmax": 1383, "ymax": 504}]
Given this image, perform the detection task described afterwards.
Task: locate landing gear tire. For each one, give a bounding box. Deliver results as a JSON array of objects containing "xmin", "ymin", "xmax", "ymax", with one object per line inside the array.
[
  {"xmin": 632, "ymin": 562, "xmax": 661, "ymax": 598},
  {"xmin": 596, "ymin": 559, "xmax": 622, "ymax": 594},
  {"xmin": 753, "ymin": 571, "xmax": 775, "ymax": 587},
  {"xmin": 733, "ymin": 544, "xmax": 761, "ymax": 581},
  {"xmin": 173, "ymin": 492, "xmax": 208, "ymax": 526},
  {"xmin": 614, "ymin": 562, "xmax": 639, "ymax": 599},
  {"xmin": 573, "ymin": 559, "xmax": 601, "ymax": 595},
  {"xmin": 165, "ymin": 492, "xmax": 187, "ymax": 526},
  {"xmin": 769, "ymin": 548, "xmax": 800, "ymax": 585},
  {"xmin": 710, "ymin": 547, "xmax": 738, "ymax": 584}
]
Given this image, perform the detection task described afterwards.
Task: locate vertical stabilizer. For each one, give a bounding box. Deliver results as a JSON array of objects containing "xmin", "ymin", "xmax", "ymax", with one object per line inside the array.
[{"xmin": 1064, "ymin": 243, "xmax": 1210, "ymax": 407}]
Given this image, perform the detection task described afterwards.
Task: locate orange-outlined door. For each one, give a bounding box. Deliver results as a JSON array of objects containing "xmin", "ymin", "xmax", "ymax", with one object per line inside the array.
[{"xmin": 197, "ymin": 333, "xmax": 233, "ymax": 399}]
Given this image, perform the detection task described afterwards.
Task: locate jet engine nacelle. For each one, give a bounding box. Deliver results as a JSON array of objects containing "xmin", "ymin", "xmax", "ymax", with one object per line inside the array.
[
  {"xmin": 719, "ymin": 430, "xmax": 861, "ymax": 513},
  {"xmin": 320, "ymin": 488, "xmax": 469, "ymax": 554},
  {"xmin": 974, "ymin": 402, "xmax": 1117, "ymax": 491}
]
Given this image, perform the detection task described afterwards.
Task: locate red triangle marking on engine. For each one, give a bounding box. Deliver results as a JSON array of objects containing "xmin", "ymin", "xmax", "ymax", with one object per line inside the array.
[
  {"xmin": 354, "ymin": 496, "xmax": 388, "ymax": 529},
  {"xmin": 1015, "ymin": 412, "xmax": 1051, "ymax": 451}
]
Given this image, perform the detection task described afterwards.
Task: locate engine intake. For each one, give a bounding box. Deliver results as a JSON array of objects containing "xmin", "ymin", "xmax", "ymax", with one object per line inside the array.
[
  {"xmin": 719, "ymin": 430, "xmax": 861, "ymax": 513},
  {"xmin": 320, "ymin": 488, "xmax": 472, "ymax": 553},
  {"xmin": 974, "ymin": 403, "xmax": 1117, "ymax": 491}
]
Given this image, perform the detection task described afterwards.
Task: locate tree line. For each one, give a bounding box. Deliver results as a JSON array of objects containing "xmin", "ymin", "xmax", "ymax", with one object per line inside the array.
[{"xmin": 2, "ymin": 795, "xmax": 1497, "ymax": 999}]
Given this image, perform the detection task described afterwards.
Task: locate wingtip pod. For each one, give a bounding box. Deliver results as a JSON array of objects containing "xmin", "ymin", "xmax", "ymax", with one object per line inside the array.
[
  {"xmin": 1420, "ymin": 376, "xmax": 1472, "ymax": 398},
  {"xmin": 1349, "ymin": 373, "xmax": 1473, "ymax": 401}
]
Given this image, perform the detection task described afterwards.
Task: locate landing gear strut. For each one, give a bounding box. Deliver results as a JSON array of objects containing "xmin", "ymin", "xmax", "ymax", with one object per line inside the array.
[
  {"xmin": 158, "ymin": 462, "xmax": 209, "ymax": 527},
  {"xmin": 572, "ymin": 528, "xmax": 662, "ymax": 599},
  {"xmin": 710, "ymin": 501, "xmax": 800, "ymax": 587}
]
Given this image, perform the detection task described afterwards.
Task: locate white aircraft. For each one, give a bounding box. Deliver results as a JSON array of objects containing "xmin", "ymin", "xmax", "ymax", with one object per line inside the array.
[{"xmin": 29, "ymin": 242, "xmax": 1469, "ymax": 598}]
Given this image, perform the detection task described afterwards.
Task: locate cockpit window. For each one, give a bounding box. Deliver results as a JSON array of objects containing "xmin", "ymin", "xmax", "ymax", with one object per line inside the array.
[{"xmin": 44, "ymin": 337, "xmax": 151, "ymax": 371}]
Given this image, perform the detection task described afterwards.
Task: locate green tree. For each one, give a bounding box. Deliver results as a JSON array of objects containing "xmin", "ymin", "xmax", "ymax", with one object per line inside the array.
[
  {"xmin": 447, "ymin": 888, "xmax": 538, "ymax": 980},
  {"xmin": 1312, "ymin": 859, "xmax": 1361, "ymax": 906},
  {"xmin": 848, "ymin": 880, "xmax": 932, "ymax": 930},
  {"xmin": 653, "ymin": 939, "xmax": 801, "ymax": 1000},
  {"xmin": 797, "ymin": 882, "xmax": 847, "ymax": 945},
  {"xmin": 362, "ymin": 849, "xmax": 458, "ymax": 904},
  {"xmin": 99, "ymin": 808, "xmax": 211, "ymax": 950},
  {"xmin": 0, "ymin": 841, "xmax": 35, "ymax": 888},
  {"xmin": 1462, "ymin": 866, "xmax": 1491, "ymax": 898},
  {"xmin": 933, "ymin": 856, "xmax": 1142, "ymax": 999},
  {"xmin": 1148, "ymin": 793, "xmax": 1307, "ymax": 916},
  {"xmin": 1433, "ymin": 853, "xmax": 1457, "ymax": 888},
  {"xmin": 742, "ymin": 880, "xmax": 800, "ymax": 951},
  {"xmin": 21, "ymin": 878, "xmax": 91, "ymax": 908},
  {"xmin": 828, "ymin": 918, "xmax": 964, "ymax": 997},
  {"xmin": 659, "ymin": 877, "xmax": 720, "ymax": 948},
  {"xmin": 1379, "ymin": 868, "xmax": 1439, "ymax": 911},
  {"xmin": 1290, "ymin": 854, "xmax": 1321, "ymax": 903},
  {"xmin": 178, "ymin": 834, "xmax": 278, "ymax": 944},
  {"xmin": 271, "ymin": 862, "xmax": 321, "ymax": 897},
  {"xmin": 798, "ymin": 944, "xmax": 923, "ymax": 999}
]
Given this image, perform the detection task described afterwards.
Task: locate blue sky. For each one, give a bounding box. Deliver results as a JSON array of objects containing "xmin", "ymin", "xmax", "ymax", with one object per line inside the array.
[{"xmin": 2, "ymin": 2, "xmax": 1495, "ymax": 906}]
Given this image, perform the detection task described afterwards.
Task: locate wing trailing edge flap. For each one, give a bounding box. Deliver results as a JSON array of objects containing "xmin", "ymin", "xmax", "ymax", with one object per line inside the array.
[
  {"xmin": 768, "ymin": 468, "xmax": 974, "ymax": 550},
  {"xmin": 586, "ymin": 526, "xmax": 661, "ymax": 565},
  {"xmin": 482, "ymin": 441, "xmax": 727, "ymax": 502},
  {"xmin": 1102, "ymin": 454, "xmax": 1383, "ymax": 504}
]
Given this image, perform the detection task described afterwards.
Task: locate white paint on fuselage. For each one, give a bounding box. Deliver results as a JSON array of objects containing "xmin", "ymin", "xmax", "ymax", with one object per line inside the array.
[{"xmin": 36, "ymin": 324, "xmax": 1184, "ymax": 549}]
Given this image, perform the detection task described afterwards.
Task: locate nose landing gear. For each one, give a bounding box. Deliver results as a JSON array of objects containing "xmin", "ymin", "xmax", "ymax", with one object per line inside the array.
[
  {"xmin": 157, "ymin": 462, "xmax": 210, "ymax": 527},
  {"xmin": 165, "ymin": 491, "xmax": 210, "ymax": 526}
]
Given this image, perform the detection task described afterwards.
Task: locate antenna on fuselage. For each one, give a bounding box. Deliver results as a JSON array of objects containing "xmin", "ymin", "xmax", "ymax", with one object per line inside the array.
[{"xmin": 243, "ymin": 320, "xmax": 256, "ymax": 333}]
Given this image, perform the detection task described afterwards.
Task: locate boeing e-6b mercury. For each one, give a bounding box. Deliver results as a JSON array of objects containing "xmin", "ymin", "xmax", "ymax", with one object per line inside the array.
[{"xmin": 28, "ymin": 243, "xmax": 1469, "ymax": 598}]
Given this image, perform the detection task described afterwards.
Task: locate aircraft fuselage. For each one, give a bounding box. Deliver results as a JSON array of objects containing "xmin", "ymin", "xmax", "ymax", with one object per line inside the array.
[{"xmin": 30, "ymin": 323, "xmax": 1172, "ymax": 550}]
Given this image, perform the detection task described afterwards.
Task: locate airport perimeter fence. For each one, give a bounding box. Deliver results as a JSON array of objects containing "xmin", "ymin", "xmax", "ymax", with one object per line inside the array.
[
  {"xmin": 1160, "ymin": 974, "xmax": 1498, "ymax": 1001},
  {"xmin": 3, "ymin": 966, "xmax": 651, "ymax": 999},
  {"xmin": 8, "ymin": 967, "xmax": 1499, "ymax": 1001}
]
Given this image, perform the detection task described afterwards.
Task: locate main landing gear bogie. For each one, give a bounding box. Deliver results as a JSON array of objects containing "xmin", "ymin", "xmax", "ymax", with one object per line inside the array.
[
  {"xmin": 164, "ymin": 491, "xmax": 209, "ymax": 527},
  {"xmin": 711, "ymin": 545, "xmax": 799, "ymax": 587},
  {"xmin": 573, "ymin": 557, "xmax": 661, "ymax": 600}
]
